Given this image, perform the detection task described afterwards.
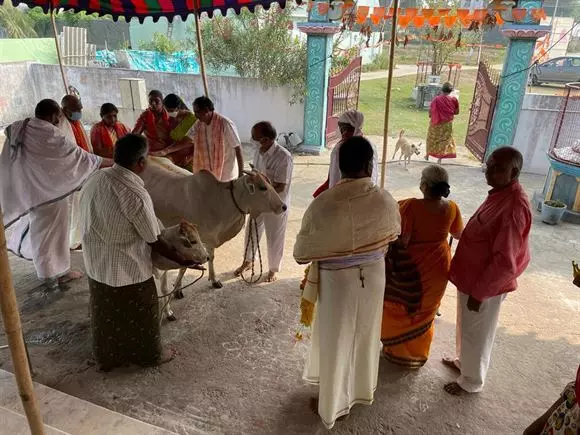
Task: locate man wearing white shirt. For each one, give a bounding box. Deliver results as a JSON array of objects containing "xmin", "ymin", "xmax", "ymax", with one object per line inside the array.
[{"xmin": 234, "ymin": 122, "xmax": 293, "ymax": 282}]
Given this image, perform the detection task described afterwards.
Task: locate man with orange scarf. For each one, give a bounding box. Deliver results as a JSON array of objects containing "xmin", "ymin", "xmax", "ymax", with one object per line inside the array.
[
  {"xmin": 191, "ymin": 96, "xmax": 244, "ymax": 181},
  {"xmin": 61, "ymin": 95, "xmax": 92, "ymax": 153},
  {"xmin": 60, "ymin": 94, "xmax": 92, "ymax": 251}
]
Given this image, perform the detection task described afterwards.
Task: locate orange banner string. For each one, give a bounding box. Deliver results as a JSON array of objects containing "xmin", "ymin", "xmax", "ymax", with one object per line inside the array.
[
  {"xmin": 443, "ymin": 15, "xmax": 457, "ymax": 28},
  {"xmin": 428, "ymin": 16, "xmax": 440, "ymax": 26},
  {"xmin": 356, "ymin": 5, "xmax": 369, "ymax": 23},
  {"xmin": 405, "ymin": 7, "xmax": 418, "ymax": 19},
  {"xmin": 412, "ymin": 15, "xmax": 425, "ymax": 27},
  {"xmin": 495, "ymin": 11, "xmax": 505, "ymax": 25},
  {"xmin": 457, "ymin": 8, "xmax": 470, "ymax": 19},
  {"xmin": 398, "ymin": 15, "xmax": 411, "ymax": 28}
]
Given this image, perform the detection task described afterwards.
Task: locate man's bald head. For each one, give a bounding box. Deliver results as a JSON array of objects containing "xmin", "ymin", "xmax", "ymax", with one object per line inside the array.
[
  {"xmin": 61, "ymin": 94, "xmax": 83, "ymax": 121},
  {"xmin": 485, "ymin": 146, "xmax": 523, "ymax": 189},
  {"xmin": 35, "ymin": 99, "xmax": 62, "ymax": 126}
]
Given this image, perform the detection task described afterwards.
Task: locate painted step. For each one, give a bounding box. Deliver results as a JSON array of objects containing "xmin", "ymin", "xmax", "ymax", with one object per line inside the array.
[
  {"xmin": 0, "ymin": 406, "xmax": 69, "ymax": 435},
  {"xmin": 0, "ymin": 369, "xmax": 176, "ymax": 435}
]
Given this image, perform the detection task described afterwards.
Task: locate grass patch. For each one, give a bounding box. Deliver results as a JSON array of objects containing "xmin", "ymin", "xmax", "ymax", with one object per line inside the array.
[{"xmin": 359, "ymin": 70, "xmax": 477, "ymax": 142}]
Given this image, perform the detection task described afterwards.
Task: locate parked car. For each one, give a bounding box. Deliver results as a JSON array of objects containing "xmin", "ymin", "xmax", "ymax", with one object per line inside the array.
[{"xmin": 530, "ymin": 56, "xmax": 580, "ymax": 85}]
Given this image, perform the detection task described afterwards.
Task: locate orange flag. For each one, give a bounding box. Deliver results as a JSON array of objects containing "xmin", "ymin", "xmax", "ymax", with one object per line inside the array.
[
  {"xmin": 444, "ymin": 15, "xmax": 457, "ymax": 28},
  {"xmin": 421, "ymin": 8, "xmax": 434, "ymax": 18},
  {"xmin": 438, "ymin": 8, "xmax": 450, "ymax": 16},
  {"xmin": 398, "ymin": 15, "xmax": 411, "ymax": 28},
  {"xmin": 356, "ymin": 5, "xmax": 370, "ymax": 23},
  {"xmin": 405, "ymin": 7, "xmax": 418, "ymax": 19},
  {"xmin": 495, "ymin": 12, "xmax": 505, "ymax": 25},
  {"xmin": 412, "ymin": 15, "xmax": 425, "ymax": 27},
  {"xmin": 428, "ymin": 16, "xmax": 440, "ymax": 26}
]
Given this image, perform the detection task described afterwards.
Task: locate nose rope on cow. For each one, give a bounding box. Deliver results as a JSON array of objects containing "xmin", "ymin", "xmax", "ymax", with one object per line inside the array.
[
  {"xmin": 241, "ymin": 218, "xmax": 263, "ymax": 284},
  {"xmin": 158, "ymin": 268, "xmax": 205, "ymax": 323},
  {"xmin": 228, "ymin": 180, "xmax": 264, "ymax": 284}
]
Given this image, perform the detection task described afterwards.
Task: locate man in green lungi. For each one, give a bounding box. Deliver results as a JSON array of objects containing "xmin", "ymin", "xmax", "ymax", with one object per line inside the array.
[{"xmin": 79, "ymin": 133, "xmax": 192, "ymax": 371}]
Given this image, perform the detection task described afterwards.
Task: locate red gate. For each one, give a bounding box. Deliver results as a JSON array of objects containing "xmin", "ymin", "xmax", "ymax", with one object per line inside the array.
[
  {"xmin": 465, "ymin": 61, "xmax": 500, "ymax": 162},
  {"xmin": 325, "ymin": 56, "xmax": 362, "ymax": 145}
]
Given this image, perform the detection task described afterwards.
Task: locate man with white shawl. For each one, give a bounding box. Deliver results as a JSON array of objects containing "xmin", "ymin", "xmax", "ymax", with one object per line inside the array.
[
  {"xmin": 1, "ymin": 99, "xmax": 106, "ymax": 289},
  {"xmin": 294, "ymin": 136, "xmax": 401, "ymax": 429}
]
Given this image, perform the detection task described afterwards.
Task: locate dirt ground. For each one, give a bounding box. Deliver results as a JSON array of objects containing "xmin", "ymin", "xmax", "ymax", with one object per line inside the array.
[{"xmin": 1, "ymin": 150, "xmax": 579, "ymax": 435}]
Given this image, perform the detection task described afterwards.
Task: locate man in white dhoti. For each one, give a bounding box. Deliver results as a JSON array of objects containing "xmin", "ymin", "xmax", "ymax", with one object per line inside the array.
[
  {"xmin": 443, "ymin": 147, "xmax": 532, "ymax": 395},
  {"xmin": 0, "ymin": 99, "xmax": 109, "ymax": 290},
  {"xmin": 60, "ymin": 95, "xmax": 92, "ymax": 251},
  {"xmin": 294, "ymin": 136, "xmax": 401, "ymax": 429},
  {"xmin": 234, "ymin": 122, "xmax": 293, "ymax": 282}
]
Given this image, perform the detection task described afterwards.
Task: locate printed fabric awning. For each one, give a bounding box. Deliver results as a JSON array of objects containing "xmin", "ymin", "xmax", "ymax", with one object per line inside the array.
[{"xmin": 1, "ymin": 0, "xmax": 287, "ymax": 21}]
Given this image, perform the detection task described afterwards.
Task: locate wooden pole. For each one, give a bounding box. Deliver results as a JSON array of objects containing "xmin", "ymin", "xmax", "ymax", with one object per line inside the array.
[
  {"xmin": 51, "ymin": 9, "xmax": 69, "ymax": 95},
  {"xmin": 380, "ymin": 0, "xmax": 400, "ymax": 189},
  {"xmin": 194, "ymin": 12, "xmax": 209, "ymax": 97},
  {"xmin": 0, "ymin": 215, "xmax": 44, "ymax": 434}
]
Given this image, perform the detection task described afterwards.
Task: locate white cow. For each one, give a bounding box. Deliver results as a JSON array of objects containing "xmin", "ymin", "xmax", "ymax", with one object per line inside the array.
[
  {"xmin": 153, "ymin": 220, "xmax": 208, "ymax": 320},
  {"xmin": 142, "ymin": 157, "xmax": 287, "ymax": 291}
]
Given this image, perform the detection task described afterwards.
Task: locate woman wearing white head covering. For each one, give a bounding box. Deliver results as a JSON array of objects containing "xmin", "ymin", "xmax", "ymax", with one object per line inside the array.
[{"xmin": 313, "ymin": 110, "xmax": 379, "ymax": 197}]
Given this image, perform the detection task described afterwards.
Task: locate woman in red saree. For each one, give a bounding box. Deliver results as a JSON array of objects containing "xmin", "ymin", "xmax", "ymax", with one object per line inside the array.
[
  {"xmin": 90, "ymin": 103, "xmax": 130, "ymax": 158},
  {"xmin": 382, "ymin": 165, "xmax": 463, "ymax": 368},
  {"xmin": 148, "ymin": 94, "xmax": 196, "ymax": 171},
  {"xmin": 132, "ymin": 90, "xmax": 172, "ymax": 156},
  {"xmin": 426, "ymin": 82, "xmax": 459, "ymax": 164}
]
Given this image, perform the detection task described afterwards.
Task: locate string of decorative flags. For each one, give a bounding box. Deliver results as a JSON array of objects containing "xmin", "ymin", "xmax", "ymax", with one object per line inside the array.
[{"xmin": 307, "ymin": 2, "xmax": 548, "ymax": 30}]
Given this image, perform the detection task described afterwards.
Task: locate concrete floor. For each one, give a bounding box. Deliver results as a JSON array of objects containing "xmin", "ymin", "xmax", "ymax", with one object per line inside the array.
[{"xmin": 1, "ymin": 152, "xmax": 579, "ymax": 435}]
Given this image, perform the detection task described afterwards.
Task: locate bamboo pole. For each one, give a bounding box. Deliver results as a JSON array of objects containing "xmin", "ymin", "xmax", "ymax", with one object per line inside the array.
[
  {"xmin": 194, "ymin": 12, "xmax": 210, "ymax": 97},
  {"xmin": 51, "ymin": 9, "xmax": 69, "ymax": 95},
  {"xmin": 379, "ymin": 0, "xmax": 400, "ymax": 189},
  {"xmin": 0, "ymin": 215, "xmax": 44, "ymax": 434}
]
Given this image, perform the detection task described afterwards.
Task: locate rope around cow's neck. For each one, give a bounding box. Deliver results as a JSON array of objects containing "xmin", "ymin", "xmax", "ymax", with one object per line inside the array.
[{"xmin": 240, "ymin": 218, "xmax": 263, "ymax": 284}]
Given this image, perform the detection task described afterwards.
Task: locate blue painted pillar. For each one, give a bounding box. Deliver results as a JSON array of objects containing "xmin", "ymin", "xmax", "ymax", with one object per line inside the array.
[
  {"xmin": 487, "ymin": 0, "xmax": 549, "ymax": 158},
  {"xmin": 298, "ymin": 3, "xmax": 340, "ymax": 154}
]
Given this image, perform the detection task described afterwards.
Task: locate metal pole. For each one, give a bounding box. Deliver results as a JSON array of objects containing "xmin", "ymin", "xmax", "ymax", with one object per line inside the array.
[
  {"xmin": 51, "ymin": 9, "xmax": 69, "ymax": 95},
  {"xmin": 194, "ymin": 12, "xmax": 210, "ymax": 97},
  {"xmin": 476, "ymin": 29, "xmax": 484, "ymax": 66},
  {"xmin": 0, "ymin": 214, "xmax": 44, "ymax": 434},
  {"xmin": 380, "ymin": 0, "xmax": 400, "ymax": 189}
]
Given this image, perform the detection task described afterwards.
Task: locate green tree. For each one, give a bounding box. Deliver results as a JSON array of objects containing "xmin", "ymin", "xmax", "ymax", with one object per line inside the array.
[
  {"xmin": 0, "ymin": 0, "xmax": 37, "ymax": 38},
  {"xmin": 189, "ymin": 5, "xmax": 307, "ymax": 102},
  {"xmin": 139, "ymin": 32, "xmax": 186, "ymax": 54}
]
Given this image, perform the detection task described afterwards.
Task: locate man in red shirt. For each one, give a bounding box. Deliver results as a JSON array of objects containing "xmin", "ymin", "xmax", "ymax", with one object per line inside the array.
[{"xmin": 443, "ymin": 146, "xmax": 532, "ymax": 395}]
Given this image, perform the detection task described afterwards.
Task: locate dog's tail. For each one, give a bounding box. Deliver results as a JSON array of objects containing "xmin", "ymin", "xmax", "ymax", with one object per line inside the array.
[{"xmin": 399, "ymin": 129, "xmax": 405, "ymax": 139}]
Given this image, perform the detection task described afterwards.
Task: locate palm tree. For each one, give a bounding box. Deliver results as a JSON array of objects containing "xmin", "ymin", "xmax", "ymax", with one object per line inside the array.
[{"xmin": 0, "ymin": 0, "xmax": 37, "ymax": 38}]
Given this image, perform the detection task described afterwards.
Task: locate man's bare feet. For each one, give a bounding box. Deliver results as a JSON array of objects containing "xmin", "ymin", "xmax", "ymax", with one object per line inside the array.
[
  {"xmin": 442, "ymin": 357, "xmax": 461, "ymax": 373},
  {"xmin": 58, "ymin": 270, "xmax": 84, "ymax": 284},
  {"xmin": 158, "ymin": 349, "xmax": 176, "ymax": 365},
  {"xmin": 266, "ymin": 271, "xmax": 277, "ymax": 282},
  {"xmin": 234, "ymin": 261, "xmax": 251, "ymax": 277},
  {"xmin": 444, "ymin": 382, "xmax": 467, "ymax": 396}
]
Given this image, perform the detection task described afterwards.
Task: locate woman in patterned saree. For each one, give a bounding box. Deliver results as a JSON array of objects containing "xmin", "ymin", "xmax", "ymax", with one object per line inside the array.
[
  {"xmin": 382, "ymin": 165, "xmax": 463, "ymax": 368},
  {"xmin": 147, "ymin": 93, "xmax": 196, "ymax": 170},
  {"xmin": 425, "ymin": 82, "xmax": 459, "ymax": 164}
]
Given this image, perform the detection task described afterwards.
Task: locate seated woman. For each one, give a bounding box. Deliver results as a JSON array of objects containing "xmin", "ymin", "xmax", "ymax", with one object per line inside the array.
[
  {"xmin": 132, "ymin": 89, "xmax": 172, "ymax": 156},
  {"xmin": 147, "ymin": 94, "xmax": 196, "ymax": 171},
  {"xmin": 90, "ymin": 103, "xmax": 130, "ymax": 158},
  {"xmin": 382, "ymin": 165, "xmax": 463, "ymax": 369}
]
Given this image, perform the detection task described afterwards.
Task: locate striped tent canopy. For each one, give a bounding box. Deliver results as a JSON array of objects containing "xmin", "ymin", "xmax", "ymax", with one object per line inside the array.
[{"xmin": 1, "ymin": 0, "xmax": 288, "ymax": 21}]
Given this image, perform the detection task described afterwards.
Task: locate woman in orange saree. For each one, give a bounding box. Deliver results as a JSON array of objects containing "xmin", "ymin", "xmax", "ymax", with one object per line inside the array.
[{"xmin": 382, "ymin": 165, "xmax": 463, "ymax": 369}]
